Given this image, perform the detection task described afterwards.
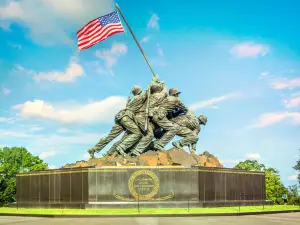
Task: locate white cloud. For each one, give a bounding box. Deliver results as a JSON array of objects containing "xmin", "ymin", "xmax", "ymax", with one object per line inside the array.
[
  {"xmin": 34, "ymin": 58, "xmax": 85, "ymax": 83},
  {"xmin": 13, "ymin": 96, "xmax": 127, "ymax": 124},
  {"xmin": 0, "ymin": 117, "xmax": 11, "ymax": 123},
  {"xmin": 0, "ymin": 128, "xmax": 102, "ymax": 144},
  {"xmin": 283, "ymin": 95, "xmax": 300, "ymax": 108},
  {"xmin": 12, "ymin": 64, "xmax": 35, "ymax": 76},
  {"xmin": 245, "ymin": 153, "xmax": 261, "ymax": 160},
  {"xmin": 189, "ymin": 93, "xmax": 241, "ymax": 111},
  {"xmin": 83, "ymin": 153, "xmax": 90, "ymax": 160},
  {"xmin": 0, "ymin": 128, "xmax": 106, "ymax": 159},
  {"xmin": 57, "ymin": 128, "xmax": 70, "ymax": 133},
  {"xmin": 259, "ymin": 71, "xmax": 269, "ymax": 79},
  {"xmin": 12, "ymin": 57, "xmax": 85, "ymax": 83},
  {"xmin": 0, "ymin": 0, "xmax": 114, "ymax": 45},
  {"xmin": 270, "ymin": 77, "xmax": 300, "ymax": 90},
  {"xmin": 157, "ymin": 44, "xmax": 163, "ymax": 57},
  {"xmin": 48, "ymin": 165, "xmax": 58, "ymax": 169},
  {"xmin": 0, "ymin": 129, "xmax": 32, "ymax": 138},
  {"xmin": 219, "ymin": 159, "xmax": 239, "ymax": 164},
  {"xmin": 2, "ymin": 87, "xmax": 11, "ymax": 95},
  {"xmin": 86, "ymin": 61, "xmax": 112, "ymax": 76},
  {"xmin": 230, "ymin": 42, "xmax": 270, "ymax": 58},
  {"xmin": 39, "ymin": 151, "xmax": 56, "ymax": 159},
  {"xmin": 0, "ymin": 117, "xmax": 15, "ymax": 124},
  {"xmin": 28, "ymin": 125, "xmax": 44, "ymax": 132},
  {"xmin": 37, "ymin": 132, "xmax": 105, "ymax": 147},
  {"xmin": 95, "ymin": 42, "xmax": 128, "ymax": 75},
  {"xmin": 287, "ymin": 174, "xmax": 299, "ymax": 181},
  {"xmin": 250, "ymin": 112, "xmax": 300, "ymax": 128},
  {"xmin": 147, "ymin": 13, "xmax": 160, "ymax": 30},
  {"xmin": 149, "ymin": 44, "xmax": 166, "ymax": 67},
  {"xmin": 141, "ymin": 36, "xmax": 150, "ymax": 43}
]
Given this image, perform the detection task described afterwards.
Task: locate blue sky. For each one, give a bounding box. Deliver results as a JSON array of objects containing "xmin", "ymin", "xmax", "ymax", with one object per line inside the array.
[{"xmin": 0, "ymin": 0, "xmax": 299, "ymax": 187}]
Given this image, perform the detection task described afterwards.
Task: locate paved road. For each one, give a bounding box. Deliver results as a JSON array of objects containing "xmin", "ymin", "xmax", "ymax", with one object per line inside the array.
[{"xmin": 1, "ymin": 213, "xmax": 300, "ymax": 225}]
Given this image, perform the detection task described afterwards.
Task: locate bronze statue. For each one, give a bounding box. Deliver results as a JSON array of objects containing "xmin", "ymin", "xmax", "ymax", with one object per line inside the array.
[{"xmin": 87, "ymin": 76, "xmax": 207, "ymax": 158}]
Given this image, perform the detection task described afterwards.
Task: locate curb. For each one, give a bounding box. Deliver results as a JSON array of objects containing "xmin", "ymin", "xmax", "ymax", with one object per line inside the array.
[{"xmin": 0, "ymin": 210, "xmax": 300, "ymax": 218}]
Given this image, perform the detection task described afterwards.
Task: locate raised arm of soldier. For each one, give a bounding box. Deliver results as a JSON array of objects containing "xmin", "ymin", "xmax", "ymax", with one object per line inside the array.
[
  {"xmin": 151, "ymin": 74, "xmax": 168, "ymax": 96},
  {"xmin": 126, "ymin": 85, "xmax": 148, "ymax": 112},
  {"xmin": 148, "ymin": 82, "xmax": 168, "ymax": 109}
]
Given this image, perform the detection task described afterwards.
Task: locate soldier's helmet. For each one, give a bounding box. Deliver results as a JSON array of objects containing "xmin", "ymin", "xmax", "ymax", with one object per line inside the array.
[
  {"xmin": 150, "ymin": 83, "xmax": 163, "ymax": 93},
  {"xmin": 169, "ymin": 88, "xmax": 181, "ymax": 96},
  {"xmin": 198, "ymin": 115, "xmax": 207, "ymax": 125},
  {"xmin": 131, "ymin": 85, "xmax": 142, "ymax": 96}
]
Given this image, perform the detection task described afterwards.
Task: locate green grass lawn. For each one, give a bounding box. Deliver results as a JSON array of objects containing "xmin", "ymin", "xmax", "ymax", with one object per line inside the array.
[{"xmin": 0, "ymin": 205, "xmax": 299, "ymax": 215}]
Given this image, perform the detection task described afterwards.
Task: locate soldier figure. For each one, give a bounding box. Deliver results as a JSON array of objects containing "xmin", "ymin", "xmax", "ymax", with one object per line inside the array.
[
  {"xmin": 148, "ymin": 83, "xmax": 187, "ymax": 151},
  {"xmin": 188, "ymin": 114, "xmax": 207, "ymax": 152},
  {"xmin": 129, "ymin": 78, "xmax": 165, "ymax": 156},
  {"xmin": 148, "ymin": 87, "xmax": 200, "ymax": 152},
  {"xmin": 87, "ymin": 85, "xmax": 147, "ymax": 158},
  {"xmin": 171, "ymin": 112, "xmax": 207, "ymax": 152}
]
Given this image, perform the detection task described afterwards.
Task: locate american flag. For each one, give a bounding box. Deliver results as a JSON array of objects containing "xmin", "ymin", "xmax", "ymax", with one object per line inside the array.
[{"xmin": 76, "ymin": 11, "xmax": 125, "ymax": 51}]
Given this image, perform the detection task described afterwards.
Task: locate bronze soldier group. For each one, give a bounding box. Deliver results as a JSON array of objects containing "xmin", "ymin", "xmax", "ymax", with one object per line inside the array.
[{"xmin": 87, "ymin": 76, "xmax": 207, "ymax": 159}]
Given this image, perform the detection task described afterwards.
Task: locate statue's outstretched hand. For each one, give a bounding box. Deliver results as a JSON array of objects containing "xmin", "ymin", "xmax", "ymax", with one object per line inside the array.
[{"xmin": 152, "ymin": 74, "xmax": 162, "ymax": 84}]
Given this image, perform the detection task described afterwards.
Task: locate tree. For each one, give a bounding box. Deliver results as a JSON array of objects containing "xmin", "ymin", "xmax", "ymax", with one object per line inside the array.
[
  {"xmin": 288, "ymin": 184, "xmax": 298, "ymax": 198},
  {"xmin": 234, "ymin": 160, "xmax": 266, "ymax": 171},
  {"xmin": 0, "ymin": 147, "xmax": 48, "ymax": 206},
  {"xmin": 234, "ymin": 160, "xmax": 286, "ymax": 203},
  {"xmin": 287, "ymin": 184, "xmax": 300, "ymax": 205},
  {"xmin": 293, "ymin": 150, "xmax": 300, "ymax": 187}
]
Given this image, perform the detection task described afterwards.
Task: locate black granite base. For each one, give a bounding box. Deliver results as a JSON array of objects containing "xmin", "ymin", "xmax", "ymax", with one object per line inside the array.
[
  {"xmin": 11, "ymin": 200, "xmax": 272, "ymax": 209},
  {"xmin": 15, "ymin": 166, "xmax": 267, "ymax": 209}
]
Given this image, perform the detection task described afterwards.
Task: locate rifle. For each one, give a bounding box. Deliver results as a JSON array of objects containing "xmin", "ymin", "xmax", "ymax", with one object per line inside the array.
[{"xmin": 125, "ymin": 91, "xmax": 131, "ymax": 108}]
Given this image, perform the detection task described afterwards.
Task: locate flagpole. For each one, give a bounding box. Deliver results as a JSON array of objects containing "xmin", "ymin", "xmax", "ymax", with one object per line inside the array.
[{"xmin": 115, "ymin": 3, "xmax": 157, "ymax": 78}]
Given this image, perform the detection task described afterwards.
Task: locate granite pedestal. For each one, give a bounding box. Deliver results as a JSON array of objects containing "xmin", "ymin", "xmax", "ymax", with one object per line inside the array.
[{"xmin": 15, "ymin": 166, "xmax": 269, "ymax": 208}]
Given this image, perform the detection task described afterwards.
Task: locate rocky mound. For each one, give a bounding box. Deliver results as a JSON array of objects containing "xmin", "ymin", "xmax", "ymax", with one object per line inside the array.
[{"xmin": 63, "ymin": 148, "xmax": 223, "ymax": 168}]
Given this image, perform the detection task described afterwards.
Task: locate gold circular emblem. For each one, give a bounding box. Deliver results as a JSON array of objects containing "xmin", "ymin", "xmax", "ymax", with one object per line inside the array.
[{"xmin": 128, "ymin": 170, "xmax": 159, "ymax": 200}]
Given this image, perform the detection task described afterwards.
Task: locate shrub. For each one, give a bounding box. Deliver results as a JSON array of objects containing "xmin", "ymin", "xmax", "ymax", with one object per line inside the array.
[
  {"xmin": 288, "ymin": 196, "xmax": 300, "ymax": 205},
  {"xmin": 275, "ymin": 197, "xmax": 284, "ymax": 205}
]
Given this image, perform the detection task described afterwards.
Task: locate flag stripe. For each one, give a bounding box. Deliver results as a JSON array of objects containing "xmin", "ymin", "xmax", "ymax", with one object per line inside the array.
[
  {"xmin": 76, "ymin": 18, "xmax": 99, "ymax": 36},
  {"xmin": 79, "ymin": 26, "xmax": 124, "ymax": 50},
  {"xmin": 79, "ymin": 28, "xmax": 124, "ymax": 51},
  {"xmin": 77, "ymin": 20, "xmax": 100, "ymax": 39},
  {"xmin": 78, "ymin": 25, "xmax": 102, "ymax": 43},
  {"xmin": 78, "ymin": 24, "xmax": 123, "ymax": 46},
  {"xmin": 79, "ymin": 30, "xmax": 124, "ymax": 51}
]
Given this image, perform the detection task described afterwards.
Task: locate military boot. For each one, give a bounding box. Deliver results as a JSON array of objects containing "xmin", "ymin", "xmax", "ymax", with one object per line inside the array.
[
  {"xmin": 130, "ymin": 150, "xmax": 140, "ymax": 157},
  {"xmin": 111, "ymin": 151, "xmax": 119, "ymax": 157},
  {"xmin": 189, "ymin": 143, "xmax": 197, "ymax": 153},
  {"xmin": 172, "ymin": 141, "xmax": 184, "ymax": 150},
  {"xmin": 116, "ymin": 147, "xmax": 127, "ymax": 158},
  {"xmin": 153, "ymin": 142, "xmax": 165, "ymax": 151},
  {"xmin": 88, "ymin": 149, "xmax": 96, "ymax": 159}
]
